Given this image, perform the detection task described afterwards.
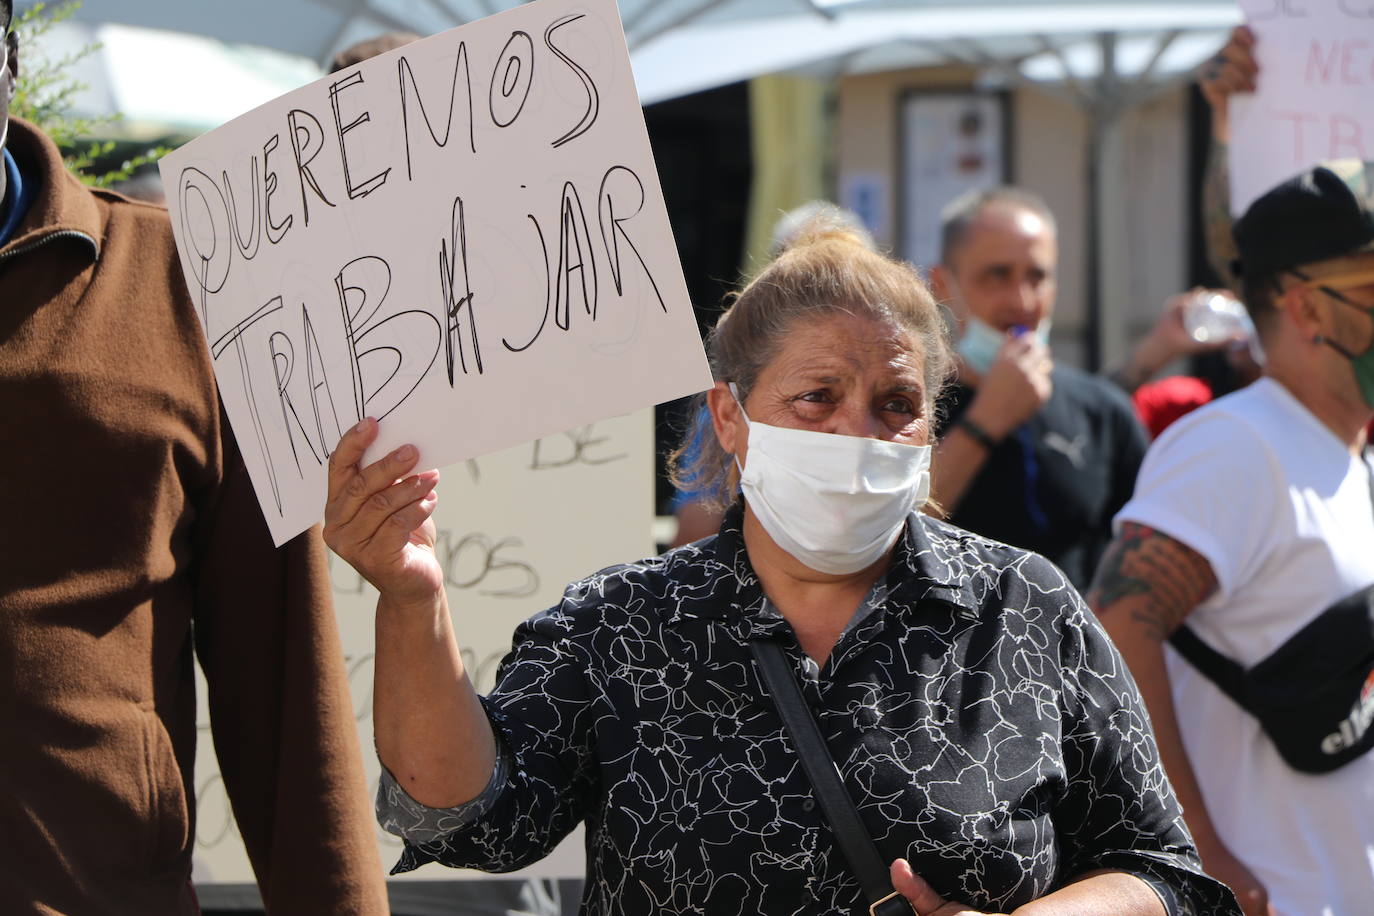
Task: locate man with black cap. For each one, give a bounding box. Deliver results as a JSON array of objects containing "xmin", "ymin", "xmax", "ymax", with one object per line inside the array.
[
  {"xmin": 0, "ymin": 4, "xmax": 386, "ymax": 913},
  {"xmin": 1088, "ymin": 161, "xmax": 1374, "ymax": 916}
]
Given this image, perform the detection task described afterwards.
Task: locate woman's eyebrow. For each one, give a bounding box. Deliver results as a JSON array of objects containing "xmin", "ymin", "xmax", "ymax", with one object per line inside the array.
[{"xmin": 783, "ymin": 369, "xmax": 847, "ymax": 385}]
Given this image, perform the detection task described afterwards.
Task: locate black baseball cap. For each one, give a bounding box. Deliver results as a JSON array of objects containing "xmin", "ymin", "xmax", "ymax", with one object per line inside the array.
[{"xmin": 1233, "ymin": 160, "xmax": 1374, "ymax": 279}]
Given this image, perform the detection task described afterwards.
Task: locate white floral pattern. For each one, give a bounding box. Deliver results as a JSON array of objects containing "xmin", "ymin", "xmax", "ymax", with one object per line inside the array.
[{"xmin": 379, "ymin": 506, "xmax": 1239, "ymax": 915}]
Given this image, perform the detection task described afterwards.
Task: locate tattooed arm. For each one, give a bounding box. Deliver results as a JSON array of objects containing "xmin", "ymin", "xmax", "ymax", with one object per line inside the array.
[{"xmin": 1088, "ymin": 524, "xmax": 1272, "ymax": 916}]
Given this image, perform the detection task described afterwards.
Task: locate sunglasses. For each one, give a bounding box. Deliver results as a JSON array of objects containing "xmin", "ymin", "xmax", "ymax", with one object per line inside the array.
[{"xmin": 1291, "ymin": 254, "xmax": 1374, "ymax": 293}]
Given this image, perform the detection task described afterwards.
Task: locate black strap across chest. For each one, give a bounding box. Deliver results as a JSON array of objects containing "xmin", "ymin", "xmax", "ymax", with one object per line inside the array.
[
  {"xmin": 1167, "ymin": 448, "xmax": 1374, "ymax": 773},
  {"xmin": 749, "ymin": 637, "xmax": 914, "ymax": 916}
]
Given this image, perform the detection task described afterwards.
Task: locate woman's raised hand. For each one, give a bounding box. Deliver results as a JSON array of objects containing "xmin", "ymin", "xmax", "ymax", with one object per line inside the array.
[{"xmin": 324, "ymin": 418, "xmax": 444, "ymax": 606}]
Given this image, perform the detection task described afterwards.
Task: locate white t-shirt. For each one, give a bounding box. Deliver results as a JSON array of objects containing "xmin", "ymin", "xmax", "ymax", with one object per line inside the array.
[{"xmin": 1117, "ymin": 377, "xmax": 1374, "ymax": 916}]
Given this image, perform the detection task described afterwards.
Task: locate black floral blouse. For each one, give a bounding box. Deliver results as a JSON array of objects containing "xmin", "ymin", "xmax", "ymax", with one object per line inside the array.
[{"xmin": 378, "ymin": 505, "xmax": 1239, "ymax": 916}]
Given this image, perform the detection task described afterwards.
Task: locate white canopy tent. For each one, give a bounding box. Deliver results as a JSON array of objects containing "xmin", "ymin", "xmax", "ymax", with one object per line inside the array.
[
  {"xmin": 32, "ymin": 22, "xmax": 324, "ymax": 140},
  {"xmin": 60, "ymin": 1, "xmax": 1240, "ymax": 103},
  {"xmin": 56, "ymin": 0, "xmax": 1236, "ymax": 77},
  {"xmin": 629, "ymin": 4, "xmax": 1239, "ymax": 105}
]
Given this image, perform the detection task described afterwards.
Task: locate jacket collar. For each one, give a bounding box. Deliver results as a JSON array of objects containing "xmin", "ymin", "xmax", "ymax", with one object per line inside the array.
[{"xmin": 0, "ymin": 117, "xmax": 102, "ymax": 261}]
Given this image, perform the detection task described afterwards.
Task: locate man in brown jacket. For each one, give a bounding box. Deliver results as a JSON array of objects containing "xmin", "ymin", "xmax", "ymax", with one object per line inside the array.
[{"xmin": 0, "ymin": 7, "xmax": 388, "ymax": 914}]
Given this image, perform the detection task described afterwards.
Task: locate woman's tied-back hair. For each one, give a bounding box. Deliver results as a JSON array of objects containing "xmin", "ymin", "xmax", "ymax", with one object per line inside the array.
[{"xmin": 669, "ymin": 207, "xmax": 952, "ymax": 509}]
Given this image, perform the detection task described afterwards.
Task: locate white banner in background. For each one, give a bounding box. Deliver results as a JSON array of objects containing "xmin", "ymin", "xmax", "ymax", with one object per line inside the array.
[
  {"xmin": 160, "ymin": 0, "xmax": 711, "ymax": 545},
  {"xmin": 1230, "ymin": 0, "xmax": 1374, "ymax": 214},
  {"xmin": 192, "ymin": 409, "xmax": 655, "ymax": 888}
]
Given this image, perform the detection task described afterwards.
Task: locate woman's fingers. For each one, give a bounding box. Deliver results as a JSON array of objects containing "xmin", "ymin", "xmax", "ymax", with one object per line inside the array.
[
  {"xmin": 327, "ymin": 418, "xmax": 379, "ymax": 505},
  {"xmin": 366, "ymin": 486, "xmax": 440, "ymax": 559},
  {"xmin": 321, "ymin": 420, "xmax": 447, "ymax": 602},
  {"xmin": 345, "ymin": 469, "xmax": 440, "ymax": 548},
  {"xmin": 329, "ymin": 439, "xmax": 424, "ymax": 531},
  {"xmin": 891, "ymin": 859, "xmax": 944, "ymax": 914}
]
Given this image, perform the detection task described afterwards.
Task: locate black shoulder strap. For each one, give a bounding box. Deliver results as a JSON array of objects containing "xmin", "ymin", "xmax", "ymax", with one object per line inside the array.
[
  {"xmin": 749, "ymin": 637, "xmax": 914, "ymax": 916},
  {"xmin": 1167, "ymin": 625, "xmax": 1253, "ymax": 714},
  {"xmin": 1173, "ymin": 449, "xmax": 1374, "ymax": 712}
]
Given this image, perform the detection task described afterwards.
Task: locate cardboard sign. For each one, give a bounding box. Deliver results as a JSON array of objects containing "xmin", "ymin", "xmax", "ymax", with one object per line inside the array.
[
  {"xmin": 159, "ymin": 0, "xmax": 711, "ymax": 545},
  {"xmin": 192, "ymin": 410, "xmax": 655, "ymax": 888},
  {"xmin": 1230, "ymin": 0, "xmax": 1374, "ymax": 214}
]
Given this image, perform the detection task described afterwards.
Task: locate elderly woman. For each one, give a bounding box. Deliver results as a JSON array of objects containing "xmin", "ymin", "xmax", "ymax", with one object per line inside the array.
[{"xmin": 326, "ymin": 223, "xmax": 1238, "ymax": 915}]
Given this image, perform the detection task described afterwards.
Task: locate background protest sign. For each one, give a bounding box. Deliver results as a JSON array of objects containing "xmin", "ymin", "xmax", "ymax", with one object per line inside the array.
[
  {"xmin": 191, "ymin": 410, "xmax": 653, "ymax": 897},
  {"xmin": 159, "ymin": 0, "xmax": 712, "ymax": 545},
  {"xmin": 1230, "ymin": 0, "xmax": 1374, "ymax": 215}
]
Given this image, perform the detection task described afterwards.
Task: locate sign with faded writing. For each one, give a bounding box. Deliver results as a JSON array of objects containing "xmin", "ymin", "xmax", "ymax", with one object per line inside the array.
[
  {"xmin": 192, "ymin": 410, "xmax": 655, "ymax": 893},
  {"xmin": 159, "ymin": 0, "xmax": 711, "ymax": 545},
  {"xmin": 1230, "ymin": 0, "xmax": 1374, "ymax": 214}
]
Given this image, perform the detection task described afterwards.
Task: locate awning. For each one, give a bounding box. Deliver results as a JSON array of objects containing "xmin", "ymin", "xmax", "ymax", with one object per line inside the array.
[
  {"xmin": 34, "ymin": 21, "xmax": 323, "ymax": 141},
  {"xmin": 630, "ymin": 4, "xmax": 1240, "ymax": 105},
  {"xmin": 64, "ymin": 0, "xmax": 1241, "ymax": 105}
]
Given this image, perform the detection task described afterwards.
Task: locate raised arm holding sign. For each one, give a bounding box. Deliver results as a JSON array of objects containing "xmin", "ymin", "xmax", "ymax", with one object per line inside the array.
[{"xmin": 160, "ymin": 0, "xmax": 712, "ymax": 546}]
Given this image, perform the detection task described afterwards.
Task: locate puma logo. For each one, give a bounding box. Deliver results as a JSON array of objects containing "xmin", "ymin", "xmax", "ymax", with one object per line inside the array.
[{"xmin": 1043, "ymin": 432, "xmax": 1088, "ymax": 468}]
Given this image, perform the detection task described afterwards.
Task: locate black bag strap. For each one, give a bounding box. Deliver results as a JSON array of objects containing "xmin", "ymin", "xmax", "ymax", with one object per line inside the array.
[
  {"xmin": 1172, "ymin": 449, "xmax": 1374, "ymax": 712},
  {"xmin": 1167, "ymin": 625, "xmax": 1254, "ymax": 714},
  {"xmin": 749, "ymin": 637, "xmax": 914, "ymax": 916}
]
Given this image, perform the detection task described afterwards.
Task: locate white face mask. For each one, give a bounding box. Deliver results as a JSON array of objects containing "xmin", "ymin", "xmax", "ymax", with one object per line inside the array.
[{"xmin": 730, "ymin": 385, "xmax": 931, "ymax": 575}]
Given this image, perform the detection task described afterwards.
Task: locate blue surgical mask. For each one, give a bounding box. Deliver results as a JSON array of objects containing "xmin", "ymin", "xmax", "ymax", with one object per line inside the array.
[
  {"xmin": 956, "ymin": 315, "xmax": 1007, "ymax": 376},
  {"xmin": 955, "ymin": 315, "xmax": 1052, "ymax": 376}
]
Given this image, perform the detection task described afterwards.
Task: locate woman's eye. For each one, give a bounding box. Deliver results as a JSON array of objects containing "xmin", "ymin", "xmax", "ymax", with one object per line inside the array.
[
  {"xmin": 883, "ymin": 398, "xmax": 916, "ymax": 415},
  {"xmin": 796, "ymin": 390, "xmax": 831, "ymax": 404}
]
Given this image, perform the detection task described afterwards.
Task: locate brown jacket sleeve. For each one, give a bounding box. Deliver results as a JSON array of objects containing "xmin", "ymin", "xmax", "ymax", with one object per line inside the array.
[{"xmin": 193, "ymin": 408, "xmax": 389, "ymax": 914}]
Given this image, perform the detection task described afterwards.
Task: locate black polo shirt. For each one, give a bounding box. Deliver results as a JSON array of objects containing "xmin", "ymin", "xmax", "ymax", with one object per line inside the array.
[{"xmin": 937, "ymin": 364, "xmax": 1148, "ymax": 589}]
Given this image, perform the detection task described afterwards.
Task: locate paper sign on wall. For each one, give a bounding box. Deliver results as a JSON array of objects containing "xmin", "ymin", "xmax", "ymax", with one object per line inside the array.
[
  {"xmin": 159, "ymin": 0, "xmax": 712, "ymax": 545},
  {"xmin": 1230, "ymin": 0, "xmax": 1374, "ymax": 215}
]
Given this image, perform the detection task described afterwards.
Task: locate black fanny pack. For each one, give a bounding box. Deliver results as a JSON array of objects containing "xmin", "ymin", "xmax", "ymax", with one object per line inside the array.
[{"xmin": 1169, "ymin": 583, "xmax": 1374, "ymax": 774}]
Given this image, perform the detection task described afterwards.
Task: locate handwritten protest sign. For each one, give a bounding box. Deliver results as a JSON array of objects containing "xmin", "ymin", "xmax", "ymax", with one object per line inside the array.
[
  {"xmin": 192, "ymin": 410, "xmax": 654, "ymax": 891},
  {"xmin": 1230, "ymin": 0, "xmax": 1374, "ymax": 214},
  {"xmin": 159, "ymin": 0, "xmax": 712, "ymax": 545}
]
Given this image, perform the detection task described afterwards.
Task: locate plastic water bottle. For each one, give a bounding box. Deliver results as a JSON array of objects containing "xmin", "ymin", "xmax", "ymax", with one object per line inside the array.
[{"xmin": 1182, "ymin": 291, "xmax": 1253, "ymax": 344}]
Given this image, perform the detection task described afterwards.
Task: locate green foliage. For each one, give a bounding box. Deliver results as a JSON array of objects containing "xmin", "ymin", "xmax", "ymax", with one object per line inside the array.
[{"xmin": 10, "ymin": 0, "xmax": 168, "ymax": 186}]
